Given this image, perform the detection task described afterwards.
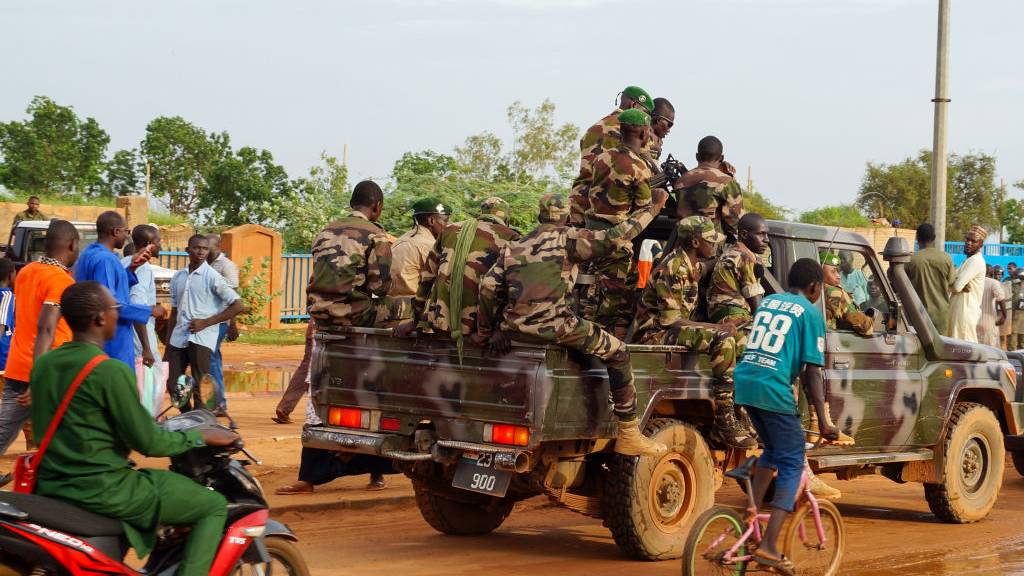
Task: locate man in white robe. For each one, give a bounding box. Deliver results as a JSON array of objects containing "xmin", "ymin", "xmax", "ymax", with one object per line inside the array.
[{"xmin": 948, "ymin": 225, "xmax": 988, "ymax": 342}]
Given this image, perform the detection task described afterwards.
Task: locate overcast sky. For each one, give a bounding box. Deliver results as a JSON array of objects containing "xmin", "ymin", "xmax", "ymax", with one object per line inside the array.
[{"xmin": 2, "ymin": 0, "xmax": 1021, "ymax": 215}]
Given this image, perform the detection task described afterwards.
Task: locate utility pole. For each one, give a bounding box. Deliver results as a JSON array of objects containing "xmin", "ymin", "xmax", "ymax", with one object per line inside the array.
[
  {"xmin": 746, "ymin": 165, "xmax": 752, "ymax": 194},
  {"xmin": 343, "ymin": 144, "xmax": 349, "ymax": 167},
  {"xmin": 929, "ymin": 0, "xmax": 951, "ymax": 246},
  {"xmin": 145, "ymin": 161, "xmax": 151, "ymax": 196}
]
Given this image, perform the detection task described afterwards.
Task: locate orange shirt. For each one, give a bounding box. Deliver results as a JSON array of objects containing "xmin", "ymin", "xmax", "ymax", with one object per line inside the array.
[{"xmin": 4, "ymin": 262, "xmax": 75, "ymax": 382}]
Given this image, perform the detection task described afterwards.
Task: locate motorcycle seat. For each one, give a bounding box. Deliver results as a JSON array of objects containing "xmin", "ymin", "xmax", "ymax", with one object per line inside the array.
[{"xmin": 0, "ymin": 491, "xmax": 124, "ymax": 537}]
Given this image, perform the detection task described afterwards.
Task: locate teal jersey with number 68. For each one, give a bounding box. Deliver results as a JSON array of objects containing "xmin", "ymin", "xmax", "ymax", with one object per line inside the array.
[{"xmin": 734, "ymin": 292, "xmax": 826, "ymax": 415}]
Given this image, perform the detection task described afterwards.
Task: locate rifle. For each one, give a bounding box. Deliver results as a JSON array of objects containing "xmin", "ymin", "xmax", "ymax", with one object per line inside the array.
[{"xmin": 649, "ymin": 154, "xmax": 688, "ymax": 191}]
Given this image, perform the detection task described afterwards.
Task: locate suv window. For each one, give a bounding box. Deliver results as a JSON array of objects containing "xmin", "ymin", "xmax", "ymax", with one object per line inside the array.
[{"xmin": 819, "ymin": 244, "xmax": 895, "ymax": 328}]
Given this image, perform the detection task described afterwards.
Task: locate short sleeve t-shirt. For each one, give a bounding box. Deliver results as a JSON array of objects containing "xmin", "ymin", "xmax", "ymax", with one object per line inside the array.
[
  {"xmin": 0, "ymin": 288, "xmax": 14, "ymax": 370},
  {"xmin": 734, "ymin": 292, "xmax": 826, "ymax": 415},
  {"xmin": 4, "ymin": 262, "xmax": 75, "ymax": 382}
]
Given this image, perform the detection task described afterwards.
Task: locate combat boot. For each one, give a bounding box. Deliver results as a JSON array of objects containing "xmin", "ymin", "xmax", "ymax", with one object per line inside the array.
[
  {"xmin": 807, "ymin": 403, "xmax": 854, "ymax": 446},
  {"xmin": 808, "ymin": 468, "xmax": 842, "ymax": 500},
  {"xmin": 714, "ymin": 401, "xmax": 757, "ymax": 449},
  {"xmin": 614, "ymin": 419, "xmax": 668, "ymax": 457}
]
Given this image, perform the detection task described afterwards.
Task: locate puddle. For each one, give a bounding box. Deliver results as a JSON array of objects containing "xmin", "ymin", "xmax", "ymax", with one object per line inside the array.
[
  {"xmin": 223, "ymin": 368, "xmax": 293, "ymax": 396},
  {"xmin": 851, "ymin": 538, "xmax": 1024, "ymax": 575}
]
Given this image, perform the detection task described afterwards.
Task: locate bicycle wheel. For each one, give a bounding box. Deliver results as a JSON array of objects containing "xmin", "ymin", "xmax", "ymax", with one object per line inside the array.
[
  {"xmin": 782, "ymin": 499, "xmax": 845, "ymax": 576},
  {"xmin": 681, "ymin": 506, "xmax": 748, "ymax": 576}
]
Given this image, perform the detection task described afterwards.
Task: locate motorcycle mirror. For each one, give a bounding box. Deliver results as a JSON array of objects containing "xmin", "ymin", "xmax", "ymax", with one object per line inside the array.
[{"xmin": 170, "ymin": 375, "xmax": 195, "ymax": 411}]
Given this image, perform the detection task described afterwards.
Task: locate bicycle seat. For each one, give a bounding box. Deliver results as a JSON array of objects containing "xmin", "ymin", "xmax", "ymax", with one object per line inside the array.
[
  {"xmin": 0, "ymin": 491, "xmax": 124, "ymax": 537},
  {"xmin": 724, "ymin": 455, "xmax": 758, "ymax": 482}
]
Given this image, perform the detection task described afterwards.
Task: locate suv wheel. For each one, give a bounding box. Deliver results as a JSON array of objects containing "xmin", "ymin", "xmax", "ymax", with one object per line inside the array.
[
  {"xmin": 924, "ymin": 402, "xmax": 1004, "ymax": 523},
  {"xmin": 604, "ymin": 418, "xmax": 716, "ymax": 560}
]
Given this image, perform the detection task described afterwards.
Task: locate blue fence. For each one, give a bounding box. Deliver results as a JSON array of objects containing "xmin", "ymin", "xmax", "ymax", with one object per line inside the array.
[{"xmin": 944, "ymin": 242, "xmax": 1024, "ymax": 269}]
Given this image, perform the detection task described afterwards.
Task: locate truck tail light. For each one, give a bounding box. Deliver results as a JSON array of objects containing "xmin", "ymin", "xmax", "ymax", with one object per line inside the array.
[
  {"xmin": 380, "ymin": 417, "xmax": 401, "ymax": 431},
  {"xmin": 328, "ymin": 406, "xmax": 369, "ymax": 429},
  {"xmin": 484, "ymin": 423, "xmax": 529, "ymax": 447}
]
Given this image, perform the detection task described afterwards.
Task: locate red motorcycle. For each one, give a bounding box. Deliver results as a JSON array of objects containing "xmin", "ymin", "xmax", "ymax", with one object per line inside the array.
[{"xmin": 0, "ymin": 409, "xmax": 310, "ymax": 575}]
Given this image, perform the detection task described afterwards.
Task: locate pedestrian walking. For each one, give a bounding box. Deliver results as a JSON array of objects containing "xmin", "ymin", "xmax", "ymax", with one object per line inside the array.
[
  {"xmin": 166, "ymin": 235, "xmax": 244, "ymax": 414},
  {"xmin": 948, "ymin": 226, "xmax": 988, "ymax": 343},
  {"xmin": 906, "ymin": 223, "xmax": 956, "ymax": 336},
  {"xmin": 273, "ymin": 321, "xmax": 313, "ymax": 424},
  {"xmin": 75, "ymin": 211, "xmax": 165, "ymax": 367},
  {"xmin": 205, "ymin": 233, "xmax": 240, "ymax": 414}
]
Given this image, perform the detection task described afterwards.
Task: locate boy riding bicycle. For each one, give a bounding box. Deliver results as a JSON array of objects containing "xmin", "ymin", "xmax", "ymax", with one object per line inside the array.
[{"xmin": 734, "ymin": 258, "xmax": 839, "ymax": 574}]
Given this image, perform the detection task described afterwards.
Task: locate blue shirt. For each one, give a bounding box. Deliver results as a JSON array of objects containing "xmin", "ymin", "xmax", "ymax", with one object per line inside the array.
[
  {"xmin": 0, "ymin": 288, "xmax": 14, "ymax": 370},
  {"xmin": 735, "ymin": 292, "xmax": 826, "ymax": 415},
  {"xmin": 74, "ymin": 243, "xmax": 153, "ymax": 367},
  {"xmin": 169, "ymin": 261, "xmax": 240, "ymax": 352},
  {"xmin": 121, "ymin": 256, "xmax": 160, "ymax": 362}
]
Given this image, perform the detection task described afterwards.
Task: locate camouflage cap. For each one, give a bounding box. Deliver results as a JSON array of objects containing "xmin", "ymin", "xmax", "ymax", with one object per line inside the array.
[
  {"xmin": 538, "ymin": 193, "xmax": 569, "ymax": 223},
  {"xmin": 819, "ymin": 251, "xmax": 841, "ymax": 267},
  {"xmin": 618, "ymin": 108, "xmax": 651, "ymax": 127},
  {"xmin": 677, "ymin": 216, "xmax": 724, "ymax": 244},
  {"xmin": 622, "ymin": 86, "xmax": 655, "ymax": 113},
  {"xmin": 480, "ymin": 196, "xmax": 510, "ymax": 223},
  {"xmin": 411, "ymin": 198, "xmax": 450, "ymax": 216}
]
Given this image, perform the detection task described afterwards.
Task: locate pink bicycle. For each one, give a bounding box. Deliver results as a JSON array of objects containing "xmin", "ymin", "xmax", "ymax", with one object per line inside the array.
[{"xmin": 682, "ymin": 454, "xmax": 845, "ymax": 575}]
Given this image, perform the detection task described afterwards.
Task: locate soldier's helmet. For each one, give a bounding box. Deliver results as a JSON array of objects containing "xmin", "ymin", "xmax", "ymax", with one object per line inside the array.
[
  {"xmin": 411, "ymin": 198, "xmax": 450, "ymax": 217},
  {"xmin": 677, "ymin": 215, "xmax": 724, "ymax": 245},
  {"xmin": 480, "ymin": 197, "xmax": 511, "ymax": 225},
  {"xmin": 538, "ymin": 193, "xmax": 569, "ymax": 224}
]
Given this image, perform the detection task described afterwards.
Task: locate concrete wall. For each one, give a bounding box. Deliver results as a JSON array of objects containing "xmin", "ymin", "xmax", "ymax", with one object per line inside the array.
[
  {"xmin": 221, "ymin": 224, "xmax": 284, "ymax": 328},
  {"xmin": 0, "ymin": 196, "xmax": 149, "ymax": 241}
]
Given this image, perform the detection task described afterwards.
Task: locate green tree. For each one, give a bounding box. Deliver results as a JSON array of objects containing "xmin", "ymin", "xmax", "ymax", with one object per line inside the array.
[
  {"xmin": 1001, "ymin": 197, "xmax": 1024, "ymax": 244},
  {"xmin": 275, "ymin": 152, "xmax": 349, "ymax": 252},
  {"xmin": 946, "ymin": 152, "xmax": 1002, "ymax": 240},
  {"xmin": 798, "ymin": 204, "xmax": 871, "ymax": 227},
  {"xmin": 744, "ymin": 188, "xmax": 788, "ymax": 221},
  {"xmin": 453, "ymin": 132, "xmax": 509, "ymax": 181},
  {"xmin": 141, "ymin": 116, "xmax": 229, "ymax": 215},
  {"xmin": 0, "ymin": 96, "xmax": 110, "ymax": 197},
  {"xmin": 105, "ymin": 148, "xmax": 143, "ymax": 196},
  {"xmin": 506, "ymin": 99, "xmax": 579, "ymax": 182},
  {"xmin": 201, "ymin": 146, "xmax": 292, "ymax": 227}
]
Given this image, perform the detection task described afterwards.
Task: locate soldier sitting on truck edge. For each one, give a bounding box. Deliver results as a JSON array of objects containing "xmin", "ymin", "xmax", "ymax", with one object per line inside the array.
[
  {"xmin": 308, "ymin": 180, "xmax": 393, "ymax": 328},
  {"xmin": 674, "ymin": 136, "xmax": 744, "ymax": 242},
  {"xmin": 478, "ymin": 189, "xmax": 670, "ymax": 457},
  {"xmin": 634, "ymin": 216, "xmax": 756, "ymax": 449},
  {"xmin": 584, "ymin": 108, "xmax": 655, "ymax": 334},
  {"xmin": 380, "ymin": 198, "xmax": 450, "ymax": 328},
  {"xmin": 707, "ymin": 212, "xmax": 768, "ymax": 348},
  {"xmin": 568, "ymin": 85, "xmax": 654, "ymax": 228},
  {"xmin": 394, "ymin": 197, "xmax": 520, "ymax": 347}
]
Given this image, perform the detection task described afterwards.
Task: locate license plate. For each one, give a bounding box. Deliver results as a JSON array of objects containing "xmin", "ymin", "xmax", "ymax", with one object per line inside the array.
[{"xmin": 451, "ymin": 452, "xmax": 512, "ymax": 497}]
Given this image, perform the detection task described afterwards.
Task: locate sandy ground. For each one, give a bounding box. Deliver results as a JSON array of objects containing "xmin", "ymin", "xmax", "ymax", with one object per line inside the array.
[{"xmin": 5, "ymin": 342, "xmax": 1024, "ymax": 575}]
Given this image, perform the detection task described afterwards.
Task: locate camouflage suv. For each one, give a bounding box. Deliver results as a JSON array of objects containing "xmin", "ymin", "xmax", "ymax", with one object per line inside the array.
[{"xmin": 303, "ymin": 222, "xmax": 1024, "ymax": 561}]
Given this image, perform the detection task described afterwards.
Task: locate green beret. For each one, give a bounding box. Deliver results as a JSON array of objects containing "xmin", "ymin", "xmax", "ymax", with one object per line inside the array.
[
  {"xmin": 677, "ymin": 216, "xmax": 724, "ymax": 244},
  {"xmin": 622, "ymin": 86, "xmax": 654, "ymax": 113},
  {"xmin": 411, "ymin": 198, "xmax": 450, "ymax": 216},
  {"xmin": 618, "ymin": 109, "xmax": 651, "ymax": 127},
  {"xmin": 480, "ymin": 197, "xmax": 510, "ymax": 223},
  {"xmin": 538, "ymin": 193, "xmax": 569, "ymax": 224},
  {"xmin": 820, "ymin": 251, "xmax": 841, "ymax": 267}
]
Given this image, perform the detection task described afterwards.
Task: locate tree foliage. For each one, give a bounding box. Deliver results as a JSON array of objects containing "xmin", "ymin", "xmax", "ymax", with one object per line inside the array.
[
  {"xmin": 506, "ymin": 99, "xmax": 578, "ymax": 182},
  {"xmin": 744, "ymin": 188, "xmax": 788, "ymax": 221},
  {"xmin": 201, "ymin": 146, "xmax": 292, "ymax": 227},
  {"xmin": 141, "ymin": 116, "xmax": 229, "ymax": 215},
  {"xmin": 275, "ymin": 153, "xmax": 349, "ymax": 252},
  {"xmin": 798, "ymin": 204, "xmax": 870, "ymax": 227},
  {"xmin": 0, "ymin": 96, "xmax": 110, "ymax": 198},
  {"xmin": 1002, "ymin": 181, "xmax": 1024, "ymax": 244},
  {"xmin": 105, "ymin": 149, "xmax": 144, "ymax": 196}
]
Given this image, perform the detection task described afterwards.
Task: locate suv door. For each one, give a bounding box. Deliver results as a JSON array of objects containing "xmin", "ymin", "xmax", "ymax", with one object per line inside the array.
[{"xmin": 817, "ymin": 243, "xmax": 924, "ymax": 450}]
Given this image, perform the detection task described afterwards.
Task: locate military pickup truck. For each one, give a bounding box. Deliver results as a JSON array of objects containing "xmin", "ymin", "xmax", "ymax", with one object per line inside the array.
[{"xmin": 303, "ymin": 220, "xmax": 1024, "ymax": 561}]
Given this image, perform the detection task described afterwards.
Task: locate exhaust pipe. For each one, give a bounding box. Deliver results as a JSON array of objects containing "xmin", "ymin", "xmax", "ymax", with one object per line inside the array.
[{"xmin": 493, "ymin": 450, "xmax": 531, "ymax": 473}]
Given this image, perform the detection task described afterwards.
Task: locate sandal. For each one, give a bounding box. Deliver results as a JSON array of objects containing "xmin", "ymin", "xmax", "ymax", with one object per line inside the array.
[
  {"xmin": 365, "ymin": 477, "xmax": 387, "ymax": 491},
  {"xmin": 752, "ymin": 551, "xmax": 796, "ymax": 575},
  {"xmin": 275, "ymin": 481, "xmax": 314, "ymax": 495}
]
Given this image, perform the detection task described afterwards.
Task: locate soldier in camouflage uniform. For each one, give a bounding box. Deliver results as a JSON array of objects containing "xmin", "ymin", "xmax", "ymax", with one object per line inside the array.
[
  {"xmin": 674, "ymin": 135, "xmax": 744, "ymax": 241},
  {"xmin": 395, "ymin": 197, "xmax": 520, "ymax": 342},
  {"xmin": 644, "ymin": 97, "xmax": 675, "ymax": 162},
  {"xmin": 707, "ymin": 213, "xmax": 769, "ymax": 348},
  {"xmin": 479, "ymin": 189, "xmax": 671, "ymax": 457},
  {"xmin": 821, "ymin": 252, "xmax": 874, "ymax": 337},
  {"xmin": 568, "ymin": 86, "xmax": 654, "ymax": 227},
  {"xmin": 585, "ymin": 108, "xmax": 654, "ymax": 332},
  {"xmin": 308, "ymin": 180, "xmax": 392, "ymax": 328},
  {"xmin": 634, "ymin": 216, "xmax": 756, "ymax": 449}
]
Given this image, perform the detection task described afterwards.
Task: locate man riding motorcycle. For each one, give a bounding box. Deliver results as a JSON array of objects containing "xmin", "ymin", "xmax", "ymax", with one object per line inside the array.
[{"xmin": 29, "ymin": 281, "xmax": 239, "ymax": 576}]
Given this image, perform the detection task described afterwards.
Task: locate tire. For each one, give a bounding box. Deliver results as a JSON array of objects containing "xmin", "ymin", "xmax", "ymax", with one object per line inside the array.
[
  {"xmin": 263, "ymin": 537, "xmax": 312, "ymax": 576},
  {"xmin": 413, "ymin": 481, "xmax": 514, "ymax": 535},
  {"xmin": 923, "ymin": 402, "xmax": 1005, "ymax": 523},
  {"xmin": 681, "ymin": 506, "xmax": 749, "ymax": 576},
  {"xmin": 605, "ymin": 418, "xmax": 717, "ymax": 560},
  {"xmin": 1011, "ymin": 450, "xmax": 1024, "ymax": 477},
  {"xmin": 782, "ymin": 499, "xmax": 845, "ymax": 576}
]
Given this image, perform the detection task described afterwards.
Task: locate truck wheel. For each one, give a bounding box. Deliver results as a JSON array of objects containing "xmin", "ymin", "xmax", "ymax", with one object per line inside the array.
[
  {"xmin": 412, "ymin": 481, "xmax": 514, "ymax": 535},
  {"xmin": 923, "ymin": 402, "xmax": 1004, "ymax": 523},
  {"xmin": 604, "ymin": 418, "xmax": 716, "ymax": 560}
]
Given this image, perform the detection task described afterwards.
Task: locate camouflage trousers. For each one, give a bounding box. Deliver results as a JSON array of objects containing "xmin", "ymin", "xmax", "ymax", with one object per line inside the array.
[
  {"xmin": 644, "ymin": 325, "xmax": 737, "ymax": 399},
  {"xmin": 710, "ymin": 310, "xmax": 751, "ymax": 352},
  {"xmin": 550, "ymin": 316, "xmax": 637, "ymax": 420},
  {"xmin": 591, "ymin": 239, "xmax": 636, "ymax": 333},
  {"xmin": 1010, "ymin": 333, "xmax": 1024, "ymax": 350},
  {"xmin": 373, "ymin": 295, "xmax": 414, "ymax": 329},
  {"xmin": 310, "ymin": 297, "xmax": 387, "ymax": 330}
]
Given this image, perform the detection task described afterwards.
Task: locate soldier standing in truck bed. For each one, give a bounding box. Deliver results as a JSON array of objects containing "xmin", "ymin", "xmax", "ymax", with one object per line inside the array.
[
  {"xmin": 674, "ymin": 135, "xmax": 744, "ymax": 241},
  {"xmin": 585, "ymin": 109, "xmax": 655, "ymax": 333},
  {"xmin": 568, "ymin": 86, "xmax": 654, "ymax": 227},
  {"xmin": 478, "ymin": 190, "xmax": 670, "ymax": 457},
  {"xmin": 307, "ymin": 180, "xmax": 392, "ymax": 328},
  {"xmin": 395, "ymin": 197, "xmax": 520, "ymax": 345},
  {"xmin": 707, "ymin": 213, "xmax": 768, "ymax": 348},
  {"xmin": 634, "ymin": 216, "xmax": 755, "ymax": 449}
]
